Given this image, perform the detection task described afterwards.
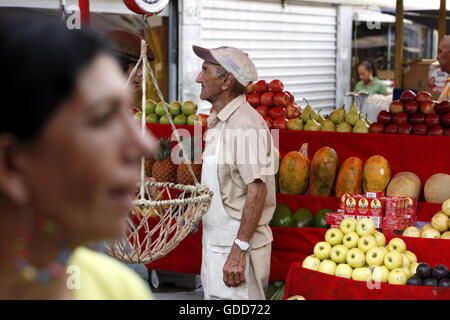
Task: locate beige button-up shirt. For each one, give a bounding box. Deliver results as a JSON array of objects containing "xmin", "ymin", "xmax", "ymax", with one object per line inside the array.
[{"xmin": 204, "ymin": 94, "xmax": 276, "ymax": 249}]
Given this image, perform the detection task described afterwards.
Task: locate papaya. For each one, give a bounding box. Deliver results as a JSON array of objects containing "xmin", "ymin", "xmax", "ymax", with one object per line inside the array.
[
  {"xmin": 335, "ymin": 157, "xmax": 363, "ymax": 198},
  {"xmin": 363, "ymin": 155, "xmax": 391, "ymax": 192},
  {"xmin": 279, "ymin": 144, "xmax": 310, "ymax": 195},
  {"xmin": 309, "ymin": 147, "xmax": 339, "ymax": 197}
]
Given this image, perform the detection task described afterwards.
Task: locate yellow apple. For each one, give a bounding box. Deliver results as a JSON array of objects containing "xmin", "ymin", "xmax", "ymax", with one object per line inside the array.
[
  {"xmin": 302, "ymin": 255, "xmax": 321, "ymax": 271},
  {"xmin": 325, "ymin": 228, "xmax": 344, "ymax": 246},
  {"xmin": 335, "ymin": 263, "xmax": 353, "ymax": 279},
  {"xmin": 352, "ymin": 267, "xmax": 372, "ymax": 282},
  {"xmin": 402, "ymin": 254, "xmax": 411, "ymax": 268},
  {"xmin": 356, "ymin": 218, "xmax": 376, "ymax": 237},
  {"xmin": 342, "ymin": 232, "xmax": 360, "ymax": 249},
  {"xmin": 372, "ymin": 266, "xmax": 389, "ymax": 283},
  {"xmin": 388, "ymin": 268, "xmax": 407, "ymax": 285},
  {"xmin": 318, "ymin": 259, "xmax": 337, "ymax": 275},
  {"xmin": 366, "ymin": 247, "xmax": 385, "ymax": 266},
  {"xmin": 346, "ymin": 248, "xmax": 366, "ymax": 268},
  {"xmin": 287, "ymin": 295, "xmax": 306, "ymax": 300},
  {"xmin": 410, "ymin": 262, "xmax": 419, "ymax": 275},
  {"xmin": 340, "ymin": 217, "xmax": 357, "ymax": 234},
  {"xmin": 384, "ymin": 251, "xmax": 403, "ymax": 271},
  {"xmin": 387, "ymin": 238, "xmax": 407, "ymax": 253},
  {"xmin": 330, "ymin": 245, "xmax": 348, "ymax": 264},
  {"xmin": 313, "ymin": 242, "xmax": 332, "ymax": 260},
  {"xmin": 402, "ymin": 266, "xmax": 411, "ymax": 279},
  {"xmin": 405, "ymin": 250, "xmax": 417, "ymax": 264},
  {"xmin": 373, "ymin": 231, "xmax": 386, "ymax": 247},
  {"xmin": 358, "ymin": 235, "xmax": 377, "ymax": 253}
]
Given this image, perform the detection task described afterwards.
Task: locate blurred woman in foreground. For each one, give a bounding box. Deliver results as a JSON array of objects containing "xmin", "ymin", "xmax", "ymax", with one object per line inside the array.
[{"xmin": 0, "ymin": 13, "xmax": 157, "ymax": 299}]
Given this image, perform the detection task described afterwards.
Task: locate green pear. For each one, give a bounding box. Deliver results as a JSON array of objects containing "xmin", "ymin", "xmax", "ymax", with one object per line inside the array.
[
  {"xmin": 336, "ymin": 122, "xmax": 352, "ymax": 132},
  {"xmin": 349, "ymin": 102, "xmax": 360, "ymax": 113},
  {"xmin": 345, "ymin": 111, "xmax": 360, "ymax": 126},
  {"xmin": 317, "ymin": 109, "xmax": 326, "ymax": 125},
  {"xmin": 353, "ymin": 118, "xmax": 369, "ymax": 133},
  {"xmin": 301, "ymin": 109, "xmax": 311, "ymax": 122},
  {"xmin": 310, "ymin": 109, "xmax": 320, "ymax": 122},
  {"xmin": 320, "ymin": 119, "xmax": 336, "ymax": 132},
  {"xmin": 330, "ymin": 107, "xmax": 346, "ymax": 125},
  {"xmin": 286, "ymin": 118, "xmax": 304, "ymax": 130},
  {"xmin": 304, "ymin": 119, "xmax": 321, "ymax": 131}
]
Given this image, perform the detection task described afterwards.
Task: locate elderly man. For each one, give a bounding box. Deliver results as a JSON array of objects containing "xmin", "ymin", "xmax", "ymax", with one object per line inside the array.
[
  {"xmin": 438, "ymin": 36, "xmax": 450, "ymax": 102},
  {"xmin": 193, "ymin": 45, "xmax": 276, "ymax": 300}
]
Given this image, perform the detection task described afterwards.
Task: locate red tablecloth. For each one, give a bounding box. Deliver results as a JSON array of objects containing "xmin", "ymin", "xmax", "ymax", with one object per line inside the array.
[
  {"xmin": 283, "ymin": 235, "xmax": 450, "ymax": 300},
  {"xmin": 145, "ymin": 124, "xmax": 450, "ymax": 282}
]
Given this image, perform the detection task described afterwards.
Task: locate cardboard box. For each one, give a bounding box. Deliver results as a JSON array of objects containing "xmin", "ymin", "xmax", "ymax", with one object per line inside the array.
[{"xmin": 403, "ymin": 59, "xmax": 449, "ymax": 100}]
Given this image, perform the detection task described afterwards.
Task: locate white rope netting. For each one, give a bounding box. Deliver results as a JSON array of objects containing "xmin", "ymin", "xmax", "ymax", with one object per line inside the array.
[{"xmin": 106, "ymin": 39, "xmax": 212, "ymax": 264}]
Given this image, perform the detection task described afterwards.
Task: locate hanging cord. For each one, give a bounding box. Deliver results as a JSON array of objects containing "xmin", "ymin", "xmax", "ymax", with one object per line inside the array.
[{"xmin": 139, "ymin": 15, "xmax": 200, "ymax": 187}]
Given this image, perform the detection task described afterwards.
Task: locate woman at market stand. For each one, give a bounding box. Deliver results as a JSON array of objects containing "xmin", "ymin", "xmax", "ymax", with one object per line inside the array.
[
  {"xmin": 354, "ymin": 60, "xmax": 389, "ymax": 95},
  {"xmin": 193, "ymin": 45, "xmax": 276, "ymax": 300},
  {"xmin": 0, "ymin": 13, "xmax": 156, "ymax": 299}
]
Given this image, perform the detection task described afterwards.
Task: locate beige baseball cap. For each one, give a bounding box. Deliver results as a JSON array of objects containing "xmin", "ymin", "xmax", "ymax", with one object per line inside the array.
[{"xmin": 193, "ymin": 45, "xmax": 258, "ymax": 86}]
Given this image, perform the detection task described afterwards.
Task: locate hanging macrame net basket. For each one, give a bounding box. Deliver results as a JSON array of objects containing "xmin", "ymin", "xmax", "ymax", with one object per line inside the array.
[{"xmin": 106, "ymin": 38, "xmax": 212, "ymax": 264}]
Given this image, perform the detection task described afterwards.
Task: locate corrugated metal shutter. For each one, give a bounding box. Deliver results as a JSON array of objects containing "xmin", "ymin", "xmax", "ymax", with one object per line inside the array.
[{"xmin": 200, "ymin": 0, "xmax": 337, "ymax": 112}]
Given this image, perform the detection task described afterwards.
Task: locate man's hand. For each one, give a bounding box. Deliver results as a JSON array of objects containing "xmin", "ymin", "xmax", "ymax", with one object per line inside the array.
[{"xmin": 223, "ymin": 244, "xmax": 247, "ymax": 287}]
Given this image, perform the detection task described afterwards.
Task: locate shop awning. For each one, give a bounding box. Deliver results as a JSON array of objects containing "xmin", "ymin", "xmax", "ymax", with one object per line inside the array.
[{"xmin": 382, "ymin": 8, "xmax": 450, "ymax": 30}]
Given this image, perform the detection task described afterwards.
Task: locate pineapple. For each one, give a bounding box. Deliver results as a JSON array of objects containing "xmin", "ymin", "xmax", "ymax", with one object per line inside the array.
[
  {"xmin": 144, "ymin": 156, "xmax": 155, "ymax": 177},
  {"xmin": 152, "ymin": 139, "xmax": 177, "ymax": 183},
  {"xmin": 176, "ymin": 137, "xmax": 202, "ymax": 185}
]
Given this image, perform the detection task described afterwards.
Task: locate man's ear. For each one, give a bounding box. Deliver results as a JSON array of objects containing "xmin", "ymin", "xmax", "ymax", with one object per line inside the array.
[
  {"xmin": 0, "ymin": 135, "xmax": 30, "ymax": 205},
  {"xmin": 221, "ymin": 73, "xmax": 235, "ymax": 91}
]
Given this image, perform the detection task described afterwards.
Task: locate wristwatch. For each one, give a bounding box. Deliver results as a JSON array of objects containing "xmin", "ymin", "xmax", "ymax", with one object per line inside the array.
[{"xmin": 234, "ymin": 238, "xmax": 250, "ymax": 252}]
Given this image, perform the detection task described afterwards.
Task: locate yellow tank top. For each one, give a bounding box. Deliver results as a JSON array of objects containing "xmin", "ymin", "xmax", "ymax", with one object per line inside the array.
[{"xmin": 68, "ymin": 247, "xmax": 153, "ymax": 300}]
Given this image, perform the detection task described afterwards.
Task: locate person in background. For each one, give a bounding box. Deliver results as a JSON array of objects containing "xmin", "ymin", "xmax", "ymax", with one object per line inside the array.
[
  {"xmin": 437, "ymin": 36, "xmax": 450, "ymax": 102},
  {"xmin": 354, "ymin": 60, "xmax": 389, "ymax": 95},
  {"xmin": 193, "ymin": 45, "xmax": 276, "ymax": 300},
  {"xmin": 0, "ymin": 13, "xmax": 157, "ymax": 299}
]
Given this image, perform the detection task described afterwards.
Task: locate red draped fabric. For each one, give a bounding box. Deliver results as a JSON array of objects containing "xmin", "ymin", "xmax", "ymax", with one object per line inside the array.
[{"xmin": 144, "ymin": 124, "xmax": 450, "ymax": 285}]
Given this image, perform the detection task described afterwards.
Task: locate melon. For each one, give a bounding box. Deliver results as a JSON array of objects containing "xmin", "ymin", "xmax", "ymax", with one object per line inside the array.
[
  {"xmin": 386, "ymin": 172, "xmax": 422, "ymax": 198},
  {"xmin": 424, "ymin": 173, "xmax": 450, "ymax": 203}
]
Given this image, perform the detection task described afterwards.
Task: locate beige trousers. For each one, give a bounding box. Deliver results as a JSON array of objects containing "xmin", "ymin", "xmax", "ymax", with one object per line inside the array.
[{"xmin": 201, "ymin": 242, "xmax": 271, "ymax": 300}]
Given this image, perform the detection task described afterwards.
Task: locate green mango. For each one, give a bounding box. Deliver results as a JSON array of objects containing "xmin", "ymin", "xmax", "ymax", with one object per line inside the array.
[
  {"xmin": 292, "ymin": 208, "xmax": 313, "ymax": 228},
  {"xmin": 314, "ymin": 208, "xmax": 332, "ymax": 228}
]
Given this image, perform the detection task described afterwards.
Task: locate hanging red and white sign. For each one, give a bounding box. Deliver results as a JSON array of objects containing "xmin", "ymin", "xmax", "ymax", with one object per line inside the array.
[{"xmin": 123, "ymin": 0, "xmax": 169, "ymax": 16}]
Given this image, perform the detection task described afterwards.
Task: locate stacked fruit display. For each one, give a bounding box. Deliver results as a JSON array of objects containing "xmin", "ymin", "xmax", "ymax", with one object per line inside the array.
[
  {"xmin": 302, "ymin": 218, "xmax": 421, "ymax": 285},
  {"xmin": 135, "ymin": 99, "xmax": 208, "ymax": 126},
  {"xmin": 145, "ymin": 138, "xmax": 202, "ymax": 185},
  {"xmin": 269, "ymin": 203, "xmax": 331, "ymax": 228},
  {"xmin": 246, "ymin": 79, "xmax": 302, "ymax": 130},
  {"xmin": 402, "ymin": 199, "xmax": 450, "ymax": 239},
  {"xmin": 323, "ymin": 103, "xmax": 371, "ymax": 133},
  {"xmin": 407, "ymin": 263, "xmax": 450, "ymax": 287},
  {"xmin": 278, "ymin": 143, "xmax": 392, "ymax": 197},
  {"xmin": 370, "ymin": 90, "xmax": 450, "ymax": 136}
]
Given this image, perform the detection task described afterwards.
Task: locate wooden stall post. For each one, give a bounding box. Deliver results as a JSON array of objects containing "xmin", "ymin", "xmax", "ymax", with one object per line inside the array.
[
  {"xmin": 394, "ymin": 0, "xmax": 404, "ymax": 89},
  {"xmin": 439, "ymin": 0, "xmax": 447, "ymax": 42}
]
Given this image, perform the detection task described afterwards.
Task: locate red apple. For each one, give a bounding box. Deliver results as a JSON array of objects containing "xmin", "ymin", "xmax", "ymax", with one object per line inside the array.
[
  {"xmin": 256, "ymin": 105, "xmax": 269, "ymax": 117},
  {"xmin": 254, "ymin": 80, "xmax": 268, "ymax": 94},
  {"xmin": 246, "ymin": 93, "xmax": 261, "ymax": 108},
  {"xmin": 268, "ymin": 79, "xmax": 284, "ymax": 93},
  {"xmin": 420, "ymin": 100, "xmax": 436, "ymax": 114},
  {"xmin": 409, "ymin": 113, "xmax": 425, "ymax": 125},
  {"xmin": 415, "ymin": 91, "xmax": 432, "ymax": 103},
  {"xmin": 412, "ymin": 124, "xmax": 428, "ymax": 135},
  {"xmin": 263, "ymin": 116, "xmax": 273, "ymax": 129},
  {"xmin": 400, "ymin": 90, "xmax": 416, "ymax": 103},
  {"xmin": 428, "ymin": 125, "xmax": 444, "ymax": 136},
  {"xmin": 286, "ymin": 103, "xmax": 301, "ymax": 119},
  {"xmin": 272, "ymin": 117, "xmax": 288, "ymax": 130},
  {"xmin": 441, "ymin": 113, "xmax": 450, "ymax": 127},
  {"xmin": 425, "ymin": 113, "xmax": 440, "ymax": 127},
  {"xmin": 392, "ymin": 112, "xmax": 408, "ymax": 125},
  {"xmin": 246, "ymin": 82, "xmax": 255, "ymax": 94},
  {"xmin": 398, "ymin": 123, "xmax": 413, "ymax": 135},
  {"xmin": 389, "ymin": 100, "xmax": 404, "ymax": 114},
  {"xmin": 273, "ymin": 92, "xmax": 290, "ymax": 106},
  {"xmin": 377, "ymin": 110, "xmax": 392, "ymax": 125},
  {"xmin": 404, "ymin": 101, "xmax": 419, "ymax": 114},
  {"xmin": 268, "ymin": 106, "xmax": 287, "ymax": 119},
  {"xmin": 369, "ymin": 122, "xmax": 384, "ymax": 134},
  {"xmin": 435, "ymin": 101, "xmax": 450, "ymax": 115},
  {"xmin": 260, "ymin": 91, "xmax": 275, "ymax": 107},
  {"xmin": 384, "ymin": 123, "xmax": 399, "ymax": 134},
  {"xmin": 285, "ymin": 91, "xmax": 295, "ymax": 103},
  {"xmin": 444, "ymin": 128, "xmax": 450, "ymax": 136}
]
